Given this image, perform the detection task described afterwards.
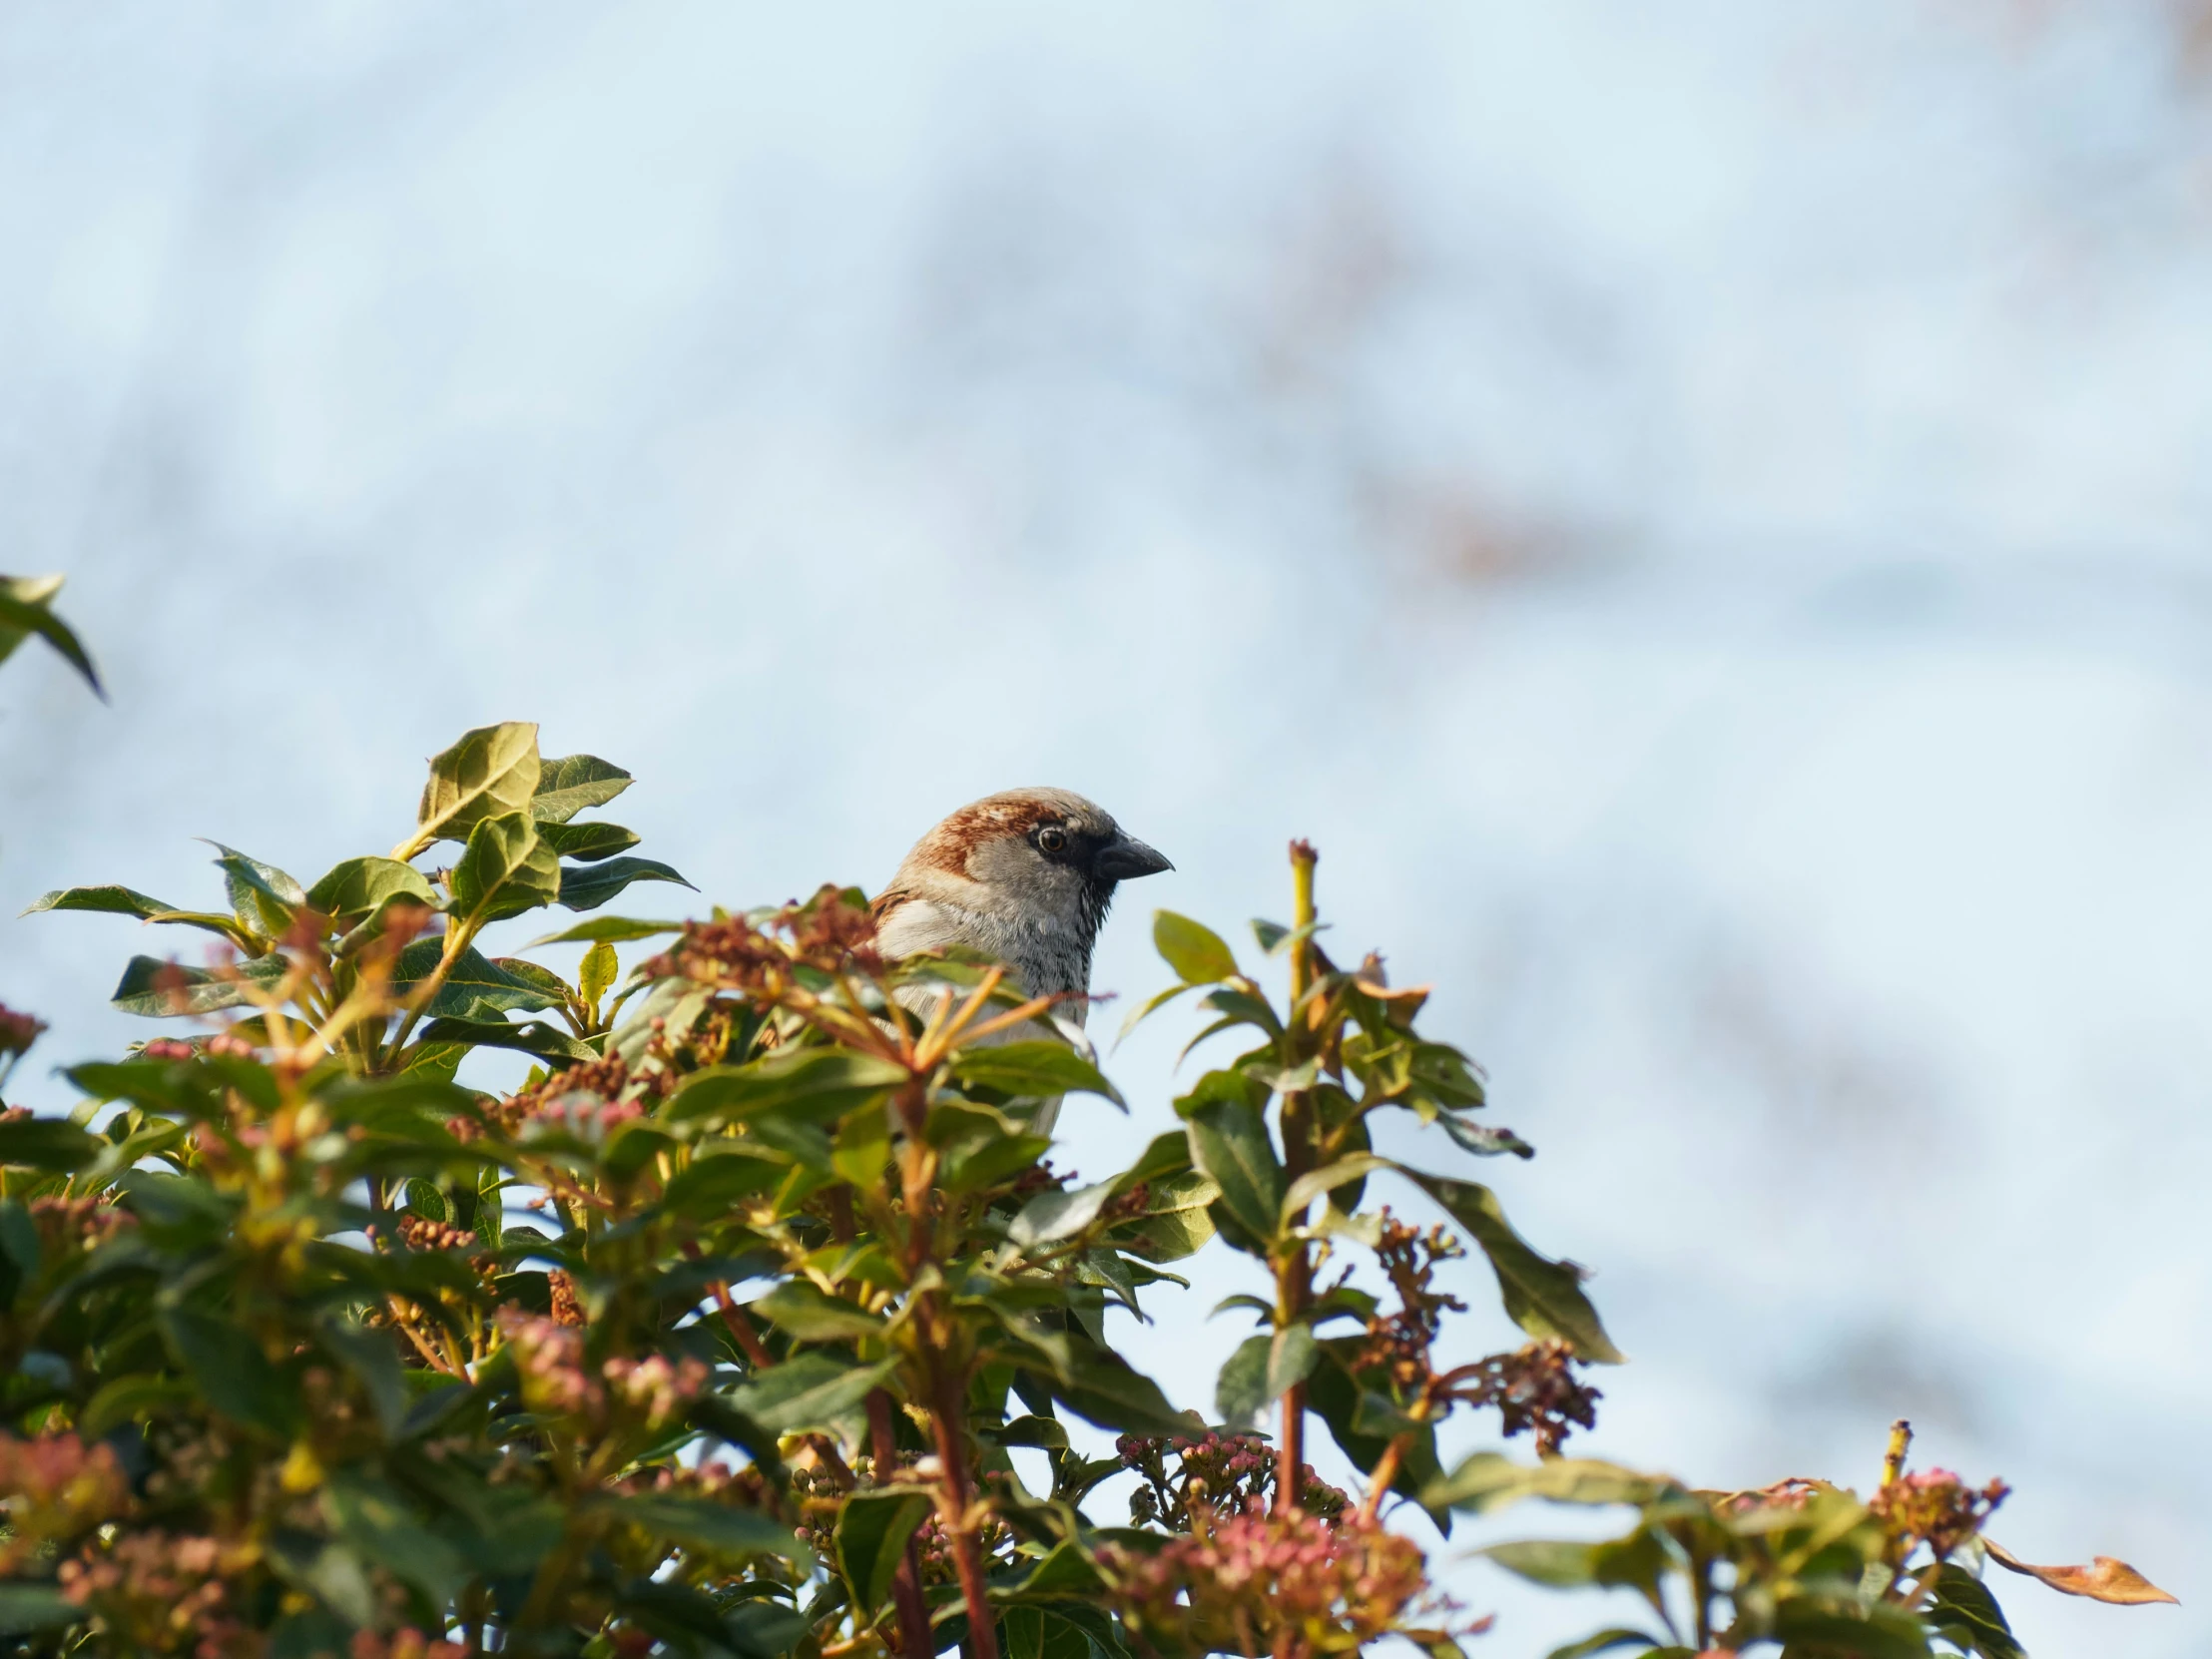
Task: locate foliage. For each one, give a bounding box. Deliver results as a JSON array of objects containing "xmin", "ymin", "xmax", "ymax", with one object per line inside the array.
[{"xmin": 0, "ymin": 697, "xmax": 2176, "ymax": 1658}]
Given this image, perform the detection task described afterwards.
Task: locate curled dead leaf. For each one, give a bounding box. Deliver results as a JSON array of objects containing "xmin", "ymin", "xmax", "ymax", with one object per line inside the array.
[{"xmin": 1984, "ymin": 1538, "xmax": 2178, "ymax": 1606}]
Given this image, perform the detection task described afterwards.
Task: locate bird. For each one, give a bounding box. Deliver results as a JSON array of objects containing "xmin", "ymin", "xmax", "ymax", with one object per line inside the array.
[{"xmin": 871, "ymin": 788, "xmax": 1172, "ymax": 1133}]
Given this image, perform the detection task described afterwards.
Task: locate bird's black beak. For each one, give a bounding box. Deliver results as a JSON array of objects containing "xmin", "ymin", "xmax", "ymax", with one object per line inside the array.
[{"xmin": 1093, "ymin": 832, "xmax": 1173, "ymax": 882}]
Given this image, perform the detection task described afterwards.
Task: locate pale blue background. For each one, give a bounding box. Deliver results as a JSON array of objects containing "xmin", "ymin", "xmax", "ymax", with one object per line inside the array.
[{"xmin": 2, "ymin": 4, "xmax": 2207, "ymax": 1653}]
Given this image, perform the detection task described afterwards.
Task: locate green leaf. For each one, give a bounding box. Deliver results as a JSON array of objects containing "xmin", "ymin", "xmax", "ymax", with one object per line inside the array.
[
  {"xmin": 752, "ymin": 1282, "xmax": 886, "ymax": 1343},
  {"xmin": 447, "ymin": 812, "xmax": 561, "ymax": 924},
  {"xmin": 1153, "ymin": 910, "xmax": 1240, "ymax": 983},
  {"xmin": 1925, "ymin": 1563, "xmax": 2024, "ymax": 1659},
  {"xmin": 112, "ymin": 952, "xmax": 288, "ymax": 1017},
  {"xmin": 79, "ymin": 1376, "xmax": 195, "ymax": 1437},
  {"xmin": 1048, "ymin": 1341, "xmax": 1192, "ymax": 1436},
  {"xmin": 162, "ymin": 1308, "xmax": 298, "ymax": 1435},
  {"xmin": 1482, "ymin": 1529, "xmax": 1670, "ymax": 1596},
  {"xmin": 393, "ymin": 940, "xmax": 562, "ymax": 1015},
  {"xmin": 325, "ymin": 1473, "xmax": 465, "ymax": 1607},
  {"xmin": 0, "ymin": 1115, "xmax": 100, "ymax": 1172},
  {"xmin": 207, "ymin": 842, "xmax": 305, "ymax": 936},
  {"xmin": 539, "ymin": 820, "xmax": 641, "ymax": 861},
  {"xmin": 1770, "ymin": 1600, "xmax": 1933, "ymax": 1659},
  {"xmin": 523, "ymin": 914, "xmax": 687, "ymax": 948},
  {"xmin": 24, "ymin": 884, "xmax": 190, "ymax": 923},
  {"xmin": 1543, "ymin": 1631, "xmax": 1664, "ymax": 1659},
  {"xmin": 579, "ymin": 939, "xmax": 620, "ymax": 1010},
  {"xmin": 0, "ymin": 1582, "xmax": 76, "ymax": 1635},
  {"xmin": 1216, "ymin": 1324, "xmax": 1318, "ymax": 1429},
  {"xmin": 557, "ymin": 855, "xmax": 695, "ymax": 912},
  {"xmin": 1215, "ymin": 1333, "xmax": 1271, "ymax": 1427},
  {"xmin": 950, "ymin": 1042, "xmax": 1124, "ymax": 1107},
  {"xmin": 1403, "ymin": 1170, "xmax": 1622, "ymax": 1363},
  {"xmin": 1008, "ymin": 1180, "xmax": 1118, "ymax": 1250},
  {"xmin": 0, "ymin": 574, "xmax": 102, "ymax": 696},
  {"xmin": 1438, "ymin": 1117, "xmax": 1535, "ymax": 1159},
  {"xmin": 606, "ymin": 1493, "xmax": 811, "ymax": 1563},
  {"xmin": 1281, "ymin": 1152, "xmax": 1392, "ymax": 1225},
  {"xmin": 415, "ymin": 1015, "xmax": 597, "ymax": 1064},
  {"xmin": 304, "ymin": 856, "xmax": 438, "ymax": 922},
  {"xmin": 667, "ymin": 1049, "xmax": 909, "ymax": 1126},
  {"xmin": 662, "ymin": 1152, "xmax": 786, "ymax": 1220},
  {"xmin": 726, "ymin": 1355, "xmax": 896, "ymax": 1434},
  {"xmin": 1186, "ymin": 1096, "xmax": 1284, "ymax": 1249},
  {"xmin": 413, "ymin": 722, "xmax": 542, "ymax": 846},
  {"xmin": 1422, "ymin": 1452, "xmax": 1668, "ymax": 1516},
  {"xmin": 317, "ymin": 1318, "xmax": 408, "ymax": 1438},
  {"xmin": 531, "ymin": 753, "xmax": 633, "ymax": 824},
  {"xmin": 836, "ymin": 1488, "xmax": 934, "ymax": 1616}
]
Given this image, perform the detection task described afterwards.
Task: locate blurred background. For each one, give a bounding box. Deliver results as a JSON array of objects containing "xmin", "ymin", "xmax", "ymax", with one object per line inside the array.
[{"xmin": 2, "ymin": 2, "xmax": 2208, "ymax": 1652}]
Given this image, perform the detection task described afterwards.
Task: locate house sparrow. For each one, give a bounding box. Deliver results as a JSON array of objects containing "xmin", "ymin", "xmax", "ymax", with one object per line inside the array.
[{"xmin": 871, "ymin": 788, "xmax": 1172, "ymax": 1131}]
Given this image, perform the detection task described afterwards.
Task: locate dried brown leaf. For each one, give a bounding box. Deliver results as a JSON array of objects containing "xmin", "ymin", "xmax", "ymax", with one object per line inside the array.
[{"xmin": 1984, "ymin": 1538, "xmax": 2179, "ymax": 1606}]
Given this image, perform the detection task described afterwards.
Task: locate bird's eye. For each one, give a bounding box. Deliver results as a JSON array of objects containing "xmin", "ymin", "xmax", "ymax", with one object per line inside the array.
[{"xmin": 1037, "ymin": 826, "xmax": 1068, "ymax": 853}]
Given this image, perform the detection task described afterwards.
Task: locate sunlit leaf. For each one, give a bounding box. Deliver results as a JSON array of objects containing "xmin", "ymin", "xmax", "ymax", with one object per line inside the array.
[
  {"xmin": 1154, "ymin": 909, "xmax": 1240, "ymax": 983},
  {"xmin": 539, "ymin": 820, "xmax": 641, "ymax": 861},
  {"xmin": 1423, "ymin": 1452, "xmax": 1669, "ymax": 1516},
  {"xmin": 752, "ymin": 1282, "xmax": 886, "ymax": 1342},
  {"xmin": 0, "ymin": 574, "xmax": 102, "ymax": 696},
  {"xmin": 1186, "ymin": 1096, "xmax": 1283, "ymax": 1250},
  {"xmin": 413, "ymin": 721, "xmax": 542, "ymax": 847},
  {"xmin": 604, "ymin": 1493, "xmax": 810, "ymax": 1563},
  {"xmin": 1925, "ymin": 1562, "xmax": 2024, "ymax": 1659},
  {"xmin": 0, "ymin": 1115, "xmax": 100, "ymax": 1172},
  {"xmin": 394, "ymin": 940, "xmax": 562, "ymax": 1015},
  {"xmin": 304, "ymin": 855, "xmax": 438, "ymax": 922},
  {"xmin": 666, "ymin": 1049, "xmax": 908, "ymax": 1126},
  {"xmin": 161, "ymin": 1308, "xmax": 298, "ymax": 1435},
  {"xmin": 1281, "ymin": 1152, "xmax": 1392, "ymax": 1225},
  {"xmin": 524, "ymin": 913, "xmax": 687, "ymax": 948},
  {"xmin": 951, "ymin": 1041, "xmax": 1123, "ymax": 1107},
  {"xmin": 530, "ymin": 753, "xmax": 632, "ymax": 824},
  {"xmin": 448, "ymin": 811, "xmax": 560, "ymax": 923},
  {"xmin": 415, "ymin": 1015, "xmax": 596, "ymax": 1065},
  {"xmin": 1009, "ymin": 1180, "xmax": 1119, "ymax": 1250},
  {"xmin": 726, "ymin": 1354, "xmax": 895, "ymax": 1434}
]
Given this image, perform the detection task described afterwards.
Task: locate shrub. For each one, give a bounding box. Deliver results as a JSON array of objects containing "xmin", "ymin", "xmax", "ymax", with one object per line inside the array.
[{"xmin": 0, "ymin": 634, "xmax": 2177, "ymax": 1657}]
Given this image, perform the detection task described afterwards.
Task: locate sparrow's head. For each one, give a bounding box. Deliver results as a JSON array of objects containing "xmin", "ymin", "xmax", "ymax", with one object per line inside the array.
[{"xmin": 874, "ymin": 788, "xmax": 1172, "ymax": 947}]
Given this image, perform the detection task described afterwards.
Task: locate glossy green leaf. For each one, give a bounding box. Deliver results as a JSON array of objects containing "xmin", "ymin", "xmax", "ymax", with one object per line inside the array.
[
  {"xmin": 24, "ymin": 884, "xmax": 192, "ymax": 924},
  {"xmin": 662, "ymin": 1152, "xmax": 786, "ymax": 1219},
  {"xmin": 448, "ymin": 811, "xmax": 560, "ymax": 923},
  {"xmin": 523, "ymin": 914, "xmax": 687, "ymax": 948},
  {"xmin": 111, "ymin": 952, "xmax": 288, "ymax": 1017},
  {"xmin": 1404, "ymin": 1170, "xmax": 1622, "ymax": 1363},
  {"xmin": 949, "ymin": 1041, "xmax": 1124, "ymax": 1106},
  {"xmin": 413, "ymin": 721, "xmax": 542, "ymax": 846},
  {"xmin": 667, "ymin": 1049, "xmax": 909, "ymax": 1126},
  {"xmin": 1770, "ymin": 1600, "xmax": 1933, "ymax": 1659},
  {"xmin": 1154, "ymin": 910, "xmax": 1240, "ymax": 983},
  {"xmin": 530, "ymin": 753, "xmax": 633, "ymax": 824},
  {"xmin": 1482, "ymin": 1528, "xmax": 1669, "ymax": 1596},
  {"xmin": 726, "ymin": 1354, "xmax": 896, "ymax": 1434},
  {"xmin": 414, "ymin": 1015, "xmax": 597, "ymax": 1064},
  {"xmin": 1281, "ymin": 1152, "xmax": 1392, "ymax": 1225},
  {"xmin": 393, "ymin": 940, "xmax": 562, "ymax": 1015},
  {"xmin": 753, "ymin": 1282, "xmax": 886, "ymax": 1342},
  {"xmin": 1925, "ymin": 1564, "xmax": 2024, "ymax": 1659},
  {"xmin": 1048, "ymin": 1341, "xmax": 1193, "ymax": 1436},
  {"xmin": 557, "ymin": 855, "xmax": 695, "ymax": 912},
  {"xmin": 1186, "ymin": 1096, "xmax": 1284, "ymax": 1249},
  {"xmin": 835, "ymin": 1487, "xmax": 933, "ymax": 1615},
  {"xmin": 0, "ymin": 574, "xmax": 101, "ymax": 696},
  {"xmin": 206, "ymin": 842, "xmax": 305, "ymax": 936},
  {"xmin": 1009, "ymin": 1180, "xmax": 1118, "ymax": 1250},
  {"xmin": 304, "ymin": 856, "xmax": 438, "ymax": 922},
  {"xmin": 1215, "ymin": 1333, "xmax": 1271, "ymax": 1427},
  {"xmin": 1423, "ymin": 1452, "xmax": 1668, "ymax": 1516},
  {"xmin": 539, "ymin": 820, "xmax": 641, "ymax": 861}
]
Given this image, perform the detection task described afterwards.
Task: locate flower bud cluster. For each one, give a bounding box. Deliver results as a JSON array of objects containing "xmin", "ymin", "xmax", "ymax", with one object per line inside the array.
[
  {"xmin": 0, "ymin": 1002, "xmax": 49, "ymax": 1058},
  {"xmin": 30, "ymin": 1193, "xmax": 135, "ymax": 1258},
  {"xmin": 57, "ymin": 1529, "xmax": 260, "ymax": 1656},
  {"xmin": 0, "ymin": 1431, "xmax": 129, "ymax": 1573},
  {"xmin": 1104, "ymin": 1501, "xmax": 1429, "ymax": 1659},
  {"xmin": 495, "ymin": 1313, "xmax": 707, "ymax": 1430},
  {"xmin": 1871, "ymin": 1466, "xmax": 2010, "ymax": 1562}
]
